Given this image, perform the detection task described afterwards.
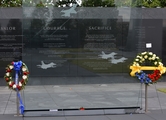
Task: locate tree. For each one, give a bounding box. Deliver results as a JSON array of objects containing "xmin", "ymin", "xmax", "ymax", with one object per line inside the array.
[
  {"xmin": 82, "ymin": 0, "xmax": 115, "ymax": 7},
  {"xmin": 142, "ymin": 0, "xmax": 160, "ymax": 8},
  {"xmin": 132, "ymin": 0, "xmax": 161, "ymax": 8},
  {"xmin": 160, "ymin": 0, "xmax": 166, "ymax": 8},
  {"xmin": 0, "ymin": 0, "xmax": 55, "ymax": 7},
  {"xmin": 55, "ymin": 0, "xmax": 81, "ymax": 7},
  {"xmin": 0, "ymin": 0, "xmax": 22, "ymax": 7},
  {"xmin": 115, "ymin": 0, "xmax": 132, "ymax": 7}
]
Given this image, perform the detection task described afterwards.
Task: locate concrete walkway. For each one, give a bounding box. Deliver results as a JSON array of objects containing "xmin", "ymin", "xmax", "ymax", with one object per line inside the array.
[
  {"xmin": 1, "ymin": 82, "xmax": 166, "ymax": 119},
  {"xmin": 0, "ymin": 110, "xmax": 166, "ymax": 120}
]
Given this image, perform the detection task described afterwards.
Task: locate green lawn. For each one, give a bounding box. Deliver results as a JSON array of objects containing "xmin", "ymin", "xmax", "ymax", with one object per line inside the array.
[{"xmin": 157, "ymin": 88, "xmax": 166, "ymax": 94}]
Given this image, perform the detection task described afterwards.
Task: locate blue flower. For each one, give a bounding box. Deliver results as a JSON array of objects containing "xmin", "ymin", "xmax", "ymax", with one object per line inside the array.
[{"xmin": 135, "ymin": 71, "xmax": 152, "ymax": 84}]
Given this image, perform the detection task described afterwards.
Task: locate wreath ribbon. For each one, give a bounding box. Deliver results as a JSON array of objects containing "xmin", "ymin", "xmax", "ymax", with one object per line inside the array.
[
  {"xmin": 13, "ymin": 61, "xmax": 22, "ymax": 71},
  {"xmin": 130, "ymin": 65, "xmax": 166, "ymax": 76},
  {"xmin": 14, "ymin": 61, "xmax": 24, "ymax": 114},
  {"xmin": 16, "ymin": 88, "xmax": 24, "ymax": 114}
]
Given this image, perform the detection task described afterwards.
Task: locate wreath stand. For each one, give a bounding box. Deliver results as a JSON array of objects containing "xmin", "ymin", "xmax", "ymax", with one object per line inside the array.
[
  {"xmin": 145, "ymin": 84, "xmax": 148, "ymax": 112},
  {"xmin": 130, "ymin": 51, "xmax": 166, "ymax": 113},
  {"xmin": 4, "ymin": 61, "xmax": 28, "ymax": 116},
  {"xmin": 16, "ymin": 94, "xmax": 19, "ymax": 116}
]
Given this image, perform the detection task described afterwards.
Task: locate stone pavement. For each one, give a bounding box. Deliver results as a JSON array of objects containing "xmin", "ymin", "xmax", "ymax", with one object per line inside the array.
[
  {"xmin": 0, "ymin": 111, "xmax": 166, "ymax": 120},
  {"xmin": 1, "ymin": 82, "xmax": 166, "ymax": 119}
]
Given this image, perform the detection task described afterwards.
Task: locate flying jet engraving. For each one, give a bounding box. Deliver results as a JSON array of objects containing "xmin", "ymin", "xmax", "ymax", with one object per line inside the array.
[
  {"xmin": 37, "ymin": 61, "xmax": 56, "ymax": 69},
  {"xmin": 98, "ymin": 51, "xmax": 128, "ymax": 64},
  {"xmin": 98, "ymin": 51, "xmax": 117, "ymax": 59},
  {"xmin": 109, "ymin": 57, "xmax": 128, "ymax": 64},
  {"xmin": 61, "ymin": 4, "xmax": 77, "ymax": 17}
]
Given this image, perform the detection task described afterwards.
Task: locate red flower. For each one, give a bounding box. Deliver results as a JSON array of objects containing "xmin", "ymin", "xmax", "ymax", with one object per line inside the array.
[
  {"xmin": 5, "ymin": 77, "xmax": 9, "ymax": 82},
  {"xmin": 20, "ymin": 79, "xmax": 24, "ymax": 83},
  {"xmin": 17, "ymin": 85, "xmax": 21, "ymax": 90},
  {"xmin": 148, "ymin": 70, "xmax": 161, "ymax": 82},
  {"xmin": 9, "ymin": 82, "xmax": 14, "ymax": 87},
  {"xmin": 6, "ymin": 69, "xmax": 11, "ymax": 72},
  {"xmin": 80, "ymin": 107, "xmax": 85, "ymax": 110},
  {"xmin": 23, "ymin": 72, "xmax": 27, "ymax": 75},
  {"xmin": 23, "ymin": 72, "xmax": 29, "ymax": 75}
]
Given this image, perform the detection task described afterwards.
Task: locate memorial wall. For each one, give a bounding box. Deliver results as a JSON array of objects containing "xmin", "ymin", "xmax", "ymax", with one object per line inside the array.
[
  {"xmin": 0, "ymin": 8, "xmax": 166, "ymax": 85},
  {"xmin": 0, "ymin": 8, "xmax": 22, "ymax": 79}
]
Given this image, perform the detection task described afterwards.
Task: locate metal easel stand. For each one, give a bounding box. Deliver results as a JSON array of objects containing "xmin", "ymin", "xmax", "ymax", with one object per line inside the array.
[{"xmin": 145, "ymin": 84, "xmax": 148, "ymax": 113}]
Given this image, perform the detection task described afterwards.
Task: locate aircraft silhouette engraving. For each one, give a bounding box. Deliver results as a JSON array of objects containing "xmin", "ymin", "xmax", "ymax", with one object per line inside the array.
[
  {"xmin": 98, "ymin": 51, "xmax": 128, "ymax": 64},
  {"xmin": 61, "ymin": 4, "xmax": 77, "ymax": 17},
  {"xmin": 98, "ymin": 51, "xmax": 117, "ymax": 59},
  {"xmin": 37, "ymin": 61, "xmax": 56, "ymax": 69},
  {"xmin": 109, "ymin": 57, "xmax": 128, "ymax": 64}
]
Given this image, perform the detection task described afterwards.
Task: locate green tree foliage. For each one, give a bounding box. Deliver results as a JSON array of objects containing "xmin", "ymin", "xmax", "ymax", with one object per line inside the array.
[
  {"xmin": 141, "ymin": 0, "xmax": 160, "ymax": 8},
  {"xmin": 132, "ymin": 0, "xmax": 161, "ymax": 8},
  {"xmin": 82, "ymin": 0, "xmax": 115, "ymax": 7},
  {"xmin": 0, "ymin": 0, "xmax": 55, "ymax": 7},
  {"xmin": 0, "ymin": 0, "xmax": 22, "ymax": 7},
  {"xmin": 1, "ymin": 0, "xmax": 166, "ymax": 7},
  {"xmin": 22, "ymin": 0, "xmax": 39, "ymax": 7},
  {"xmin": 160, "ymin": 0, "xmax": 166, "ymax": 8},
  {"xmin": 132, "ymin": 0, "xmax": 142, "ymax": 7},
  {"xmin": 115, "ymin": 0, "xmax": 132, "ymax": 7},
  {"xmin": 55, "ymin": 0, "xmax": 78, "ymax": 7},
  {"xmin": 36, "ymin": 1, "xmax": 45, "ymax": 7}
]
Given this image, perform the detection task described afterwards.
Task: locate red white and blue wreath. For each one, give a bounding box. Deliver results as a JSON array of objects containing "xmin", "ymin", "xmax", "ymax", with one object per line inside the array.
[
  {"xmin": 4, "ymin": 61, "xmax": 29, "ymax": 91},
  {"xmin": 130, "ymin": 52, "xmax": 166, "ymax": 85}
]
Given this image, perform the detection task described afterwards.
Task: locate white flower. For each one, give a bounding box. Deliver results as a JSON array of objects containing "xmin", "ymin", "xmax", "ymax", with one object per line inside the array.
[
  {"xmin": 149, "ymin": 58, "xmax": 152, "ymax": 60},
  {"xmin": 19, "ymin": 82, "xmax": 22, "ymax": 87},
  {"xmin": 152, "ymin": 57, "xmax": 156, "ymax": 60},
  {"xmin": 142, "ymin": 58, "xmax": 145, "ymax": 61},
  {"xmin": 136, "ymin": 55, "xmax": 140, "ymax": 58},
  {"xmin": 9, "ymin": 65, "xmax": 13, "ymax": 69},
  {"xmin": 9, "ymin": 81, "xmax": 12, "ymax": 85},
  {"xmin": 141, "ymin": 52, "xmax": 147, "ymax": 55},
  {"xmin": 144, "ymin": 55, "xmax": 148, "ymax": 59},
  {"xmin": 22, "ymin": 67, "xmax": 27, "ymax": 72},
  {"xmin": 154, "ymin": 62, "xmax": 158, "ymax": 65},
  {"xmin": 153, "ymin": 54, "xmax": 156, "ymax": 57},
  {"xmin": 156, "ymin": 57, "xmax": 159, "ymax": 59},
  {"xmin": 6, "ymin": 72, "xmax": 10, "ymax": 76},
  {"xmin": 13, "ymin": 84, "xmax": 16, "ymax": 89},
  {"xmin": 149, "ymin": 52, "xmax": 153, "ymax": 55},
  {"xmin": 135, "ymin": 59, "xmax": 139, "ymax": 61},
  {"xmin": 22, "ymin": 75, "xmax": 27, "ymax": 79},
  {"xmin": 159, "ymin": 62, "xmax": 163, "ymax": 66},
  {"xmin": 133, "ymin": 62, "xmax": 139, "ymax": 66},
  {"xmin": 133, "ymin": 62, "xmax": 137, "ymax": 64}
]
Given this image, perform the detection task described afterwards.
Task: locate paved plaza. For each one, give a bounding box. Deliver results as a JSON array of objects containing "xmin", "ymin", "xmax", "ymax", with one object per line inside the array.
[{"xmin": 1, "ymin": 82, "xmax": 166, "ymax": 119}]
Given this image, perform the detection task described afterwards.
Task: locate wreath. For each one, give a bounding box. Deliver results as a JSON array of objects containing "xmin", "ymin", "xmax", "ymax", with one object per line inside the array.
[
  {"xmin": 130, "ymin": 51, "xmax": 166, "ymax": 84},
  {"xmin": 4, "ymin": 61, "xmax": 29, "ymax": 91}
]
